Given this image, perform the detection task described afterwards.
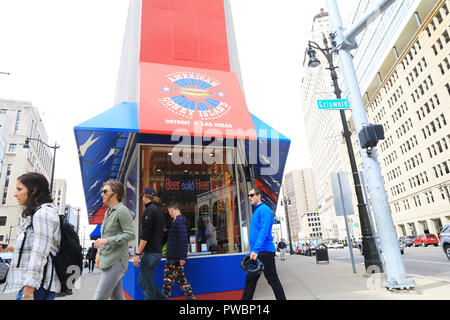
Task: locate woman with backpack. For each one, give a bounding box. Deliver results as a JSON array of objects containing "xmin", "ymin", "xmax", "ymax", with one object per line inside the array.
[
  {"xmin": 1, "ymin": 172, "xmax": 61, "ymax": 300},
  {"xmin": 93, "ymin": 181, "xmax": 135, "ymax": 300}
]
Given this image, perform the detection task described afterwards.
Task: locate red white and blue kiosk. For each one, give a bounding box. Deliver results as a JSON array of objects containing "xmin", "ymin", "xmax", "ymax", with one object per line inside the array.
[{"xmin": 74, "ymin": 0, "xmax": 290, "ymax": 300}]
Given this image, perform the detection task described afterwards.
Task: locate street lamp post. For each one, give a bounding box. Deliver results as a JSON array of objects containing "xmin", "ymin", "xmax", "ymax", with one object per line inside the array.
[
  {"xmin": 307, "ymin": 33, "xmax": 383, "ymax": 273},
  {"xmin": 280, "ymin": 198, "xmax": 295, "ymax": 255},
  {"xmin": 23, "ymin": 137, "xmax": 60, "ymax": 193}
]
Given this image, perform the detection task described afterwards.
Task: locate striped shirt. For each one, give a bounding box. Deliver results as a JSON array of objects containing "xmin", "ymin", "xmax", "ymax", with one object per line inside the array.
[{"xmin": 3, "ymin": 204, "xmax": 61, "ymax": 294}]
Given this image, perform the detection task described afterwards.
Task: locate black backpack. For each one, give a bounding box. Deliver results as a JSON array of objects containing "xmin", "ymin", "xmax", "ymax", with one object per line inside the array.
[
  {"xmin": 18, "ymin": 207, "xmax": 83, "ymax": 292},
  {"xmin": 52, "ymin": 214, "xmax": 83, "ymax": 289}
]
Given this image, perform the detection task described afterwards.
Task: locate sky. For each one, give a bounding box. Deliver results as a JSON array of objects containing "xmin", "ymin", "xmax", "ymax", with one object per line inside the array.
[{"xmin": 0, "ymin": 0, "xmax": 359, "ymax": 241}]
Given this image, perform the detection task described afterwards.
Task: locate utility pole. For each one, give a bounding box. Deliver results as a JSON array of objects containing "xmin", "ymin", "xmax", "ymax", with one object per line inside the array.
[
  {"xmin": 281, "ymin": 198, "xmax": 295, "ymax": 255},
  {"xmin": 325, "ymin": 0, "xmax": 415, "ymax": 289}
]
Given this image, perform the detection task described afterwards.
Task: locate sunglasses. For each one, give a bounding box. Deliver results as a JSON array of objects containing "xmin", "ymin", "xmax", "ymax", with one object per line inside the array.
[
  {"xmin": 248, "ymin": 193, "xmax": 256, "ymax": 198},
  {"xmin": 101, "ymin": 189, "xmax": 110, "ymax": 195}
]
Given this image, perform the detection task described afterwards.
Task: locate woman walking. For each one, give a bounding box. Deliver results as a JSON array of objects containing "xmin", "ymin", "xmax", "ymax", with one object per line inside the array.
[
  {"xmin": 1, "ymin": 172, "xmax": 61, "ymax": 300},
  {"xmin": 93, "ymin": 180, "xmax": 135, "ymax": 300}
]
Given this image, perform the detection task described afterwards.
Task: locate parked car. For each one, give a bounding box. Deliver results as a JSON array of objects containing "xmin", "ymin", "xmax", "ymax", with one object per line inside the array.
[
  {"xmin": 0, "ymin": 257, "xmax": 9, "ymax": 284},
  {"xmin": 333, "ymin": 242, "xmax": 344, "ymax": 249},
  {"xmin": 440, "ymin": 224, "xmax": 450, "ymax": 260},
  {"xmin": 413, "ymin": 234, "xmax": 439, "ymax": 247},
  {"xmin": 399, "ymin": 236, "xmax": 414, "ymax": 247},
  {"xmin": 358, "ymin": 237, "xmax": 404, "ymax": 255},
  {"xmin": 0, "ymin": 252, "xmax": 12, "ymax": 265}
]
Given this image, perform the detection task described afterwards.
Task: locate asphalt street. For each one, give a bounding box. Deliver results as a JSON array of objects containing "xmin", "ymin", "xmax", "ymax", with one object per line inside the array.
[{"xmin": 325, "ymin": 245, "xmax": 450, "ymax": 280}]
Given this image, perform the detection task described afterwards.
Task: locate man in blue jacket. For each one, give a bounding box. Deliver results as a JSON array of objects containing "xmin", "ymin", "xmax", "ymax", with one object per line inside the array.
[{"xmin": 242, "ymin": 187, "xmax": 286, "ymax": 300}]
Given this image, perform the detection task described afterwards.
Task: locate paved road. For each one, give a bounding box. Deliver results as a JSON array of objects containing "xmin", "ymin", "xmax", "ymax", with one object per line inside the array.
[{"xmin": 324, "ymin": 245, "xmax": 450, "ymax": 280}]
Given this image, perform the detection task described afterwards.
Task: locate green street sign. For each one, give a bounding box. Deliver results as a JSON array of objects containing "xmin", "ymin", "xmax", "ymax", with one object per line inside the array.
[{"xmin": 317, "ymin": 99, "xmax": 351, "ymax": 110}]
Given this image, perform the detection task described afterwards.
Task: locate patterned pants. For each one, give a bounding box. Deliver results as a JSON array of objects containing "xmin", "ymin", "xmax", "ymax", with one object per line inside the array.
[{"xmin": 162, "ymin": 260, "xmax": 195, "ymax": 300}]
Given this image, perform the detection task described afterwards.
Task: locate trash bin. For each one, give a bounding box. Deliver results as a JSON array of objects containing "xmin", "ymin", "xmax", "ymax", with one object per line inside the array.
[{"xmin": 315, "ymin": 244, "xmax": 329, "ymax": 264}]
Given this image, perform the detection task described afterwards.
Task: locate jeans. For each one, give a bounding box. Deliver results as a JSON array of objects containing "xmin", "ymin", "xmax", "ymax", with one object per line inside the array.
[
  {"xmin": 241, "ymin": 251, "xmax": 286, "ymax": 300},
  {"xmin": 16, "ymin": 286, "xmax": 57, "ymax": 300},
  {"xmin": 138, "ymin": 252, "xmax": 168, "ymax": 300},
  {"xmin": 88, "ymin": 259, "xmax": 95, "ymax": 272},
  {"xmin": 93, "ymin": 260, "xmax": 126, "ymax": 300}
]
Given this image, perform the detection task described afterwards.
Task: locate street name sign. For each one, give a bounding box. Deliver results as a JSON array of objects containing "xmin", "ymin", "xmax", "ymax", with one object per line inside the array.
[{"xmin": 317, "ymin": 98, "xmax": 351, "ymax": 110}]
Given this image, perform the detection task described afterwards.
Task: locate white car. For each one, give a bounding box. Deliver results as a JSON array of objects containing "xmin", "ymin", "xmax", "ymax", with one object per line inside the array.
[{"xmin": 333, "ymin": 242, "xmax": 344, "ymax": 249}]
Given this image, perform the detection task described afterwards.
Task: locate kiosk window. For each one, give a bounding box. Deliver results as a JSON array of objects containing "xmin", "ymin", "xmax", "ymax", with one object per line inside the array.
[{"xmin": 140, "ymin": 146, "xmax": 243, "ymax": 255}]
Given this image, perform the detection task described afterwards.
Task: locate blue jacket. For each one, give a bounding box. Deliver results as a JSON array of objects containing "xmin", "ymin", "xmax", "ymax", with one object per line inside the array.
[
  {"xmin": 165, "ymin": 215, "xmax": 188, "ymax": 261},
  {"xmin": 249, "ymin": 203, "xmax": 276, "ymax": 254}
]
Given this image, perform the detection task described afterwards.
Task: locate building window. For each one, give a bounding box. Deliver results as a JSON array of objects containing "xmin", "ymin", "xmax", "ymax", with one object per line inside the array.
[
  {"xmin": 0, "ymin": 216, "xmax": 6, "ymax": 226},
  {"xmin": 14, "ymin": 110, "xmax": 21, "ymax": 135},
  {"xmin": 8, "ymin": 144, "xmax": 16, "ymax": 153},
  {"xmin": 2, "ymin": 164, "xmax": 12, "ymax": 204}
]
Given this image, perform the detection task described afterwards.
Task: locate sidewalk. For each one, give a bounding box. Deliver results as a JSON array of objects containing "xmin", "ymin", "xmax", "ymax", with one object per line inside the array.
[
  {"xmin": 2, "ymin": 254, "xmax": 450, "ymax": 300},
  {"xmin": 252, "ymin": 253, "xmax": 450, "ymax": 300}
]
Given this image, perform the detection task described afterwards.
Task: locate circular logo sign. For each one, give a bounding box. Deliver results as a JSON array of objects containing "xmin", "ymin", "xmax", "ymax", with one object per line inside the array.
[{"xmin": 159, "ymin": 71, "xmax": 232, "ymax": 120}]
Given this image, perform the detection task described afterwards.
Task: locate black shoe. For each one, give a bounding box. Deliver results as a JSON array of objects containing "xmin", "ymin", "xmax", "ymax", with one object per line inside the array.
[
  {"xmin": 57, "ymin": 292, "xmax": 67, "ymax": 298},
  {"xmin": 66, "ymin": 289, "xmax": 73, "ymax": 295}
]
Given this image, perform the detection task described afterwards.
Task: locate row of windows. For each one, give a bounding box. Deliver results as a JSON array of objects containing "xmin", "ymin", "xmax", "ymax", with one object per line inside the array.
[
  {"xmin": 427, "ymin": 134, "xmax": 450, "ymax": 159},
  {"xmin": 437, "ymin": 55, "xmax": 450, "ymax": 75},
  {"xmin": 308, "ymin": 223, "xmax": 321, "ymax": 228},
  {"xmin": 383, "ymin": 69, "xmax": 400, "ymax": 95},
  {"xmin": 374, "ymin": 106, "xmax": 387, "ymax": 123},
  {"xmin": 380, "ymin": 135, "xmax": 394, "ymax": 152},
  {"xmin": 400, "ymin": 40, "xmax": 423, "ymax": 71},
  {"xmin": 383, "ymin": 150, "xmax": 398, "ymax": 167},
  {"xmin": 2, "ymin": 164, "xmax": 12, "ymax": 204},
  {"xmin": 410, "ymin": 75, "xmax": 434, "ymax": 104},
  {"xmin": 405, "ymin": 57, "xmax": 427, "ymax": 87},
  {"xmin": 421, "ymin": 114, "xmax": 447, "ymax": 139},
  {"xmin": 392, "ymin": 101, "xmax": 408, "ymax": 123},
  {"xmin": 387, "ymin": 166, "xmax": 402, "ymax": 182},
  {"xmin": 387, "ymin": 86, "xmax": 404, "ymax": 109},
  {"xmin": 416, "ymin": 94, "xmax": 439, "ymax": 121},
  {"xmin": 431, "ymin": 30, "xmax": 450, "ymax": 56},
  {"xmin": 404, "ymin": 152, "xmax": 424, "ymax": 172},
  {"xmin": 432, "ymin": 160, "xmax": 450, "ymax": 178},
  {"xmin": 395, "ymin": 118, "xmax": 413, "ymax": 139},
  {"xmin": 400, "ymin": 135, "xmax": 418, "ymax": 155},
  {"xmin": 425, "ymin": 4, "xmax": 449, "ymax": 38},
  {"xmin": 392, "ymin": 187, "xmax": 449, "ymax": 214},
  {"xmin": 408, "ymin": 171, "xmax": 429, "ymax": 189},
  {"xmin": 390, "ymin": 182, "xmax": 406, "ymax": 197}
]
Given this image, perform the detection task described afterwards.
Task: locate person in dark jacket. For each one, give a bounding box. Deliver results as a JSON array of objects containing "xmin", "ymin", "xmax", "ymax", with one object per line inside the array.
[
  {"xmin": 133, "ymin": 187, "xmax": 168, "ymax": 300},
  {"xmin": 162, "ymin": 201, "xmax": 195, "ymax": 300},
  {"xmin": 86, "ymin": 242, "xmax": 98, "ymax": 272},
  {"xmin": 277, "ymin": 239, "xmax": 287, "ymax": 261}
]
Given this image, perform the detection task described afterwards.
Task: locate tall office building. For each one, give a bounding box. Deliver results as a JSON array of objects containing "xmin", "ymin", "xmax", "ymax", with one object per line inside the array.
[
  {"xmin": 281, "ymin": 169, "xmax": 319, "ymax": 244},
  {"xmin": 353, "ymin": 0, "xmax": 450, "ymax": 237},
  {"xmin": 52, "ymin": 178, "xmax": 67, "ymax": 215},
  {"xmin": 64, "ymin": 204, "xmax": 80, "ymax": 234},
  {"xmin": 0, "ymin": 99, "xmax": 53, "ymax": 244}
]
